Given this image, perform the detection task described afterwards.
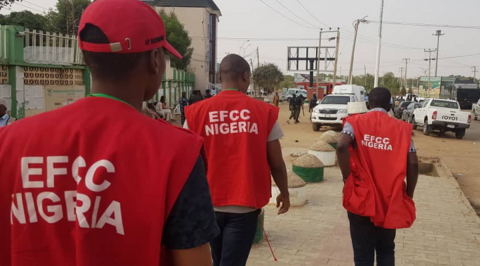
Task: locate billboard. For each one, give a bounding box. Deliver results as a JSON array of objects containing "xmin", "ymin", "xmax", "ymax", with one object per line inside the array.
[{"xmin": 294, "ymin": 73, "xmax": 311, "ymax": 83}]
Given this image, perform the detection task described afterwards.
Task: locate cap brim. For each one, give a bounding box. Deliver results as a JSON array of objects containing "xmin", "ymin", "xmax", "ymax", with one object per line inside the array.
[{"xmin": 164, "ymin": 41, "xmax": 183, "ymax": 59}]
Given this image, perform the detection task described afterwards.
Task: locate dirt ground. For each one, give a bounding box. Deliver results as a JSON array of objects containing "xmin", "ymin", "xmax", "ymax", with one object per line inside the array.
[{"xmin": 276, "ymin": 101, "xmax": 480, "ymax": 215}]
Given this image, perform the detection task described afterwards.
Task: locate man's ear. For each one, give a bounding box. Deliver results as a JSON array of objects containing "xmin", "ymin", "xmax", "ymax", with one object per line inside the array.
[{"xmin": 148, "ymin": 49, "xmax": 160, "ymax": 75}]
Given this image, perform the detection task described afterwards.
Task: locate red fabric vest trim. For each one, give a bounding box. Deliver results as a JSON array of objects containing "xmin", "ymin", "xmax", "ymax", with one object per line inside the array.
[
  {"xmin": 343, "ymin": 111, "xmax": 416, "ymax": 229},
  {"xmin": 185, "ymin": 90, "xmax": 279, "ymax": 209},
  {"xmin": 0, "ymin": 97, "xmax": 202, "ymax": 266}
]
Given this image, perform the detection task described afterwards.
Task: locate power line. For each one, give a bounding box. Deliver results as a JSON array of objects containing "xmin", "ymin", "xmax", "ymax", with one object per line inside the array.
[
  {"xmin": 296, "ymin": 0, "xmax": 330, "ymax": 28},
  {"xmin": 275, "ymin": 0, "xmax": 320, "ymax": 29},
  {"xmin": 368, "ymin": 20, "xmax": 480, "ymax": 30},
  {"xmin": 14, "ymin": 2, "xmax": 44, "ymax": 13},
  {"xmin": 24, "ymin": 0, "xmax": 49, "ymax": 11},
  {"xmin": 259, "ymin": 0, "xmax": 316, "ymax": 29}
]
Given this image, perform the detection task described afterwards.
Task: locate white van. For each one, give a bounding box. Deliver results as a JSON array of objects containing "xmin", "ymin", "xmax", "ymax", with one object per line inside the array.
[
  {"xmin": 333, "ymin": 85, "xmax": 366, "ymax": 102},
  {"xmin": 286, "ymin": 88, "xmax": 307, "ymax": 102}
]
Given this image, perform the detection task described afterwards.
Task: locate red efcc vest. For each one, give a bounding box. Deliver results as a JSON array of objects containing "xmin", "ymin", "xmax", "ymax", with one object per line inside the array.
[
  {"xmin": 185, "ymin": 90, "xmax": 279, "ymax": 209},
  {"xmin": 343, "ymin": 111, "xmax": 416, "ymax": 229},
  {"xmin": 0, "ymin": 97, "xmax": 203, "ymax": 266}
]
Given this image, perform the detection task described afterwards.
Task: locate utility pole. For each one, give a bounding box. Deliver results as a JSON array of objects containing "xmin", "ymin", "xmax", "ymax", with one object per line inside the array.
[
  {"xmin": 250, "ymin": 58, "xmax": 255, "ymax": 96},
  {"xmin": 374, "ymin": 0, "xmax": 385, "ymax": 88},
  {"xmin": 403, "ymin": 58, "xmax": 410, "ymax": 89},
  {"xmin": 473, "ymin": 66, "xmax": 478, "ymax": 80},
  {"xmin": 348, "ymin": 16, "xmax": 368, "ymax": 85},
  {"xmin": 399, "ymin": 67, "xmax": 404, "ymax": 89},
  {"xmin": 256, "ymin": 46, "xmax": 260, "ymax": 68},
  {"xmin": 433, "ymin": 30, "xmax": 445, "ymax": 77},
  {"xmin": 316, "ymin": 30, "xmax": 323, "ymax": 97},
  {"xmin": 364, "ymin": 65, "xmax": 367, "ymax": 87},
  {"xmin": 424, "ymin": 49, "xmax": 437, "ymax": 97},
  {"xmin": 332, "ymin": 28, "xmax": 341, "ymax": 88}
]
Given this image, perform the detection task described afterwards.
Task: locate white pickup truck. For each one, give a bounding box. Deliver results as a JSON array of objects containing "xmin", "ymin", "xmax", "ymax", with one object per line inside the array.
[
  {"xmin": 311, "ymin": 94, "xmax": 358, "ymax": 131},
  {"xmin": 413, "ymin": 98, "xmax": 471, "ymax": 139}
]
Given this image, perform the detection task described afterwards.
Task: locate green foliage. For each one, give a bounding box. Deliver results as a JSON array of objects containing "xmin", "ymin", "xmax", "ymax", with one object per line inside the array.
[
  {"xmin": 279, "ymin": 75, "xmax": 294, "ymax": 89},
  {"xmin": 253, "ymin": 63, "xmax": 284, "ymax": 93},
  {"xmin": 1, "ymin": 11, "xmax": 50, "ymax": 31},
  {"xmin": 51, "ymin": 0, "xmax": 91, "ymax": 35},
  {"xmin": 159, "ymin": 10, "xmax": 193, "ymax": 70},
  {"xmin": 400, "ymin": 87, "xmax": 407, "ymax": 96},
  {"xmin": 380, "ymin": 72, "xmax": 401, "ymax": 95},
  {"xmin": 408, "ymin": 87, "xmax": 413, "ymax": 95}
]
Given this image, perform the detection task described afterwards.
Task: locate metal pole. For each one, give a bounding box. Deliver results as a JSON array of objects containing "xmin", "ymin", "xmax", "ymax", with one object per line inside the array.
[
  {"xmin": 256, "ymin": 46, "xmax": 260, "ymax": 68},
  {"xmin": 348, "ymin": 20, "xmax": 360, "ymax": 85},
  {"xmin": 374, "ymin": 0, "xmax": 385, "ymax": 88},
  {"xmin": 332, "ymin": 29, "xmax": 340, "ymax": 90},
  {"xmin": 364, "ymin": 65, "xmax": 367, "ymax": 87},
  {"xmin": 399, "ymin": 67, "xmax": 404, "ymax": 89},
  {"xmin": 403, "ymin": 58, "xmax": 410, "ymax": 89},
  {"xmin": 433, "ymin": 30, "xmax": 444, "ymax": 77},
  {"xmin": 316, "ymin": 30, "xmax": 322, "ymax": 97}
]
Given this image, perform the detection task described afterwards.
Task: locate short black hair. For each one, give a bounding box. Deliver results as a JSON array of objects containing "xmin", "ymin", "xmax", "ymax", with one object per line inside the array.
[
  {"xmin": 369, "ymin": 87, "xmax": 392, "ymax": 111},
  {"xmin": 219, "ymin": 54, "xmax": 250, "ymax": 82},
  {"xmin": 80, "ymin": 24, "xmax": 150, "ymax": 80}
]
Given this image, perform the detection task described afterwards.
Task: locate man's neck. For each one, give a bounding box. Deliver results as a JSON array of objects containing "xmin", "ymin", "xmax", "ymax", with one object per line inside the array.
[{"xmin": 91, "ymin": 79, "xmax": 145, "ymax": 111}]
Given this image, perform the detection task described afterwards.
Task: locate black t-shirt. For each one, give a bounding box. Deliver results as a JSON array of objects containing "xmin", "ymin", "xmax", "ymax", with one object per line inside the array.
[{"xmin": 162, "ymin": 156, "xmax": 220, "ymax": 249}]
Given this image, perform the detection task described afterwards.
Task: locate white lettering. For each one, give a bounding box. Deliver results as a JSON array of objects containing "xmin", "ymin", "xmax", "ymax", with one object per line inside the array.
[
  {"xmin": 231, "ymin": 122, "xmax": 238, "ymax": 134},
  {"xmin": 249, "ymin": 123, "xmax": 259, "ymax": 134},
  {"xmin": 240, "ymin": 109, "xmax": 250, "ymax": 120},
  {"xmin": 219, "ymin": 110, "xmax": 229, "ymax": 122},
  {"xmin": 230, "ymin": 110, "xmax": 240, "ymax": 121},
  {"xmin": 72, "ymin": 156, "xmax": 86, "ymax": 184},
  {"xmin": 65, "ymin": 191, "xmax": 77, "ymax": 222},
  {"xmin": 76, "ymin": 193, "xmax": 91, "ymax": 229},
  {"xmin": 238, "ymin": 121, "xmax": 247, "ymax": 132},
  {"xmin": 219, "ymin": 123, "xmax": 229, "ymax": 134},
  {"xmin": 25, "ymin": 192, "xmax": 38, "ymax": 223},
  {"xmin": 209, "ymin": 111, "xmax": 219, "ymax": 123},
  {"xmin": 91, "ymin": 196, "xmax": 101, "ymax": 228},
  {"xmin": 96, "ymin": 201, "xmax": 125, "ymax": 235},
  {"xmin": 205, "ymin": 124, "xmax": 215, "ymax": 136},
  {"xmin": 47, "ymin": 156, "xmax": 68, "ymax": 188},
  {"xmin": 85, "ymin": 160, "xmax": 115, "ymax": 192},
  {"xmin": 37, "ymin": 192, "xmax": 63, "ymax": 224},
  {"xmin": 11, "ymin": 193, "xmax": 26, "ymax": 224},
  {"xmin": 361, "ymin": 134, "xmax": 394, "ymax": 151},
  {"xmin": 21, "ymin": 157, "xmax": 44, "ymax": 188},
  {"xmin": 383, "ymin": 138, "xmax": 390, "ymax": 145}
]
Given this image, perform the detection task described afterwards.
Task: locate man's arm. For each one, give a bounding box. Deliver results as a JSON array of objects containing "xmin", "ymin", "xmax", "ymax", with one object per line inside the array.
[
  {"xmin": 267, "ymin": 140, "xmax": 290, "ymax": 214},
  {"xmin": 406, "ymin": 152, "xmax": 419, "ymax": 199},
  {"xmin": 336, "ymin": 134, "xmax": 354, "ymax": 182},
  {"xmin": 169, "ymin": 244, "xmax": 212, "ymax": 266},
  {"xmin": 162, "ymin": 157, "xmax": 219, "ymax": 266}
]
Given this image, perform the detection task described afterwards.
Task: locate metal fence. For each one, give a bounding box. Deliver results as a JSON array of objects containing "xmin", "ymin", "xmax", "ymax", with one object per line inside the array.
[{"xmin": 23, "ymin": 28, "xmax": 83, "ymax": 65}]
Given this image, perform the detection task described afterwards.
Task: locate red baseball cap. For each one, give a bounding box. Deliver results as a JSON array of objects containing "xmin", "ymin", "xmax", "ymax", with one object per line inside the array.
[{"xmin": 78, "ymin": 0, "xmax": 182, "ymax": 58}]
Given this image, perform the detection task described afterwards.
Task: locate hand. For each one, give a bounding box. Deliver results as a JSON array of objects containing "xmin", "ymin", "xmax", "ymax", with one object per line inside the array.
[{"xmin": 276, "ymin": 193, "xmax": 290, "ymax": 215}]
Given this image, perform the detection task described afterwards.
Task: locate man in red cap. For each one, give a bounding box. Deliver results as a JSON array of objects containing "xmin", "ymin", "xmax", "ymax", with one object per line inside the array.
[{"xmin": 0, "ymin": 0, "xmax": 218, "ymax": 266}]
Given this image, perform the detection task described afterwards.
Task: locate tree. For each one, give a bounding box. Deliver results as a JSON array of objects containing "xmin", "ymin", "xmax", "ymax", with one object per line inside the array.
[
  {"xmin": 380, "ymin": 72, "xmax": 400, "ymax": 95},
  {"xmin": 50, "ymin": 0, "xmax": 91, "ymax": 35},
  {"xmin": 408, "ymin": 87, "xmax": 413, "ymax": 95},
  {"xmin": 159, "ymin": 11, "xmax": 193, "ymax": 70},
  {"xmin": 400, "ymin": 87, "xmax": 407, "ymax": 96},
  {"xmin": 3, "ymin": 11, "xmax": 50, "ymax": 31},
  {"xmin": 0, "ymin": 0, "xmax": 20, "ymax": 11},
  {"xmin": 252, "ymin": 63, "xmax": 284, "ymax": 94},
  {"xmin": 279, "ymin": 75, "xmax": 294, "ymax": 89}
]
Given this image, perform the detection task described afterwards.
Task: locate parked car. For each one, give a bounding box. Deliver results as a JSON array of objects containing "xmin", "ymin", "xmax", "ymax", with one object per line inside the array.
[
  {"xmin": 394, "ymin": 101, "xmax": 412, "ymax": 119},
  {"xmin": 285, "ymin": 88, "xmax": 307, "ymax": 102},
  {"xmin": 401, "ymin": 102, "xmax": 422, "ymax": 123},
  {"xmin": 413, "ymin": 98, "xmax": 471, "ymax": 139},
  {"xmin": 311, "ymin": 94, "xmax": 359, "ymax": 131},
  {"xmin": 472, "ymin": 99, "xmax": 480, "ymax": 120}
]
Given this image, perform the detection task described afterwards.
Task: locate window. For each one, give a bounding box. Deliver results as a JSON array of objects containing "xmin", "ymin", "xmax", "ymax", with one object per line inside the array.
[
  {"xmin": 431, "ymin": 100, "xmax": 459, "ymax": 109},
  {"xmin": 321, "ymin": 96, "xmax": 350, "ymax": 105},
  {"xmin": 407, "ymin": 103, "xmax": 415, "ymax": 109},
  {"xmin": 401, "ymin": 101, "xmax": 412, "ymax": 108}
]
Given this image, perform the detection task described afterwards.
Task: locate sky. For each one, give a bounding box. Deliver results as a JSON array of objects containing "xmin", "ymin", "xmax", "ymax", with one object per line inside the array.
[{"xmin": 4, "ymin": 0, "xmax": 480, "ymax": 79}]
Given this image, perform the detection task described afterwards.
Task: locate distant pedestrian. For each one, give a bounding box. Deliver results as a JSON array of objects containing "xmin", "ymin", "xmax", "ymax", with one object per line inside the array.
[
  {"xmin": 337, "ymin": 87, "xmax": 419, "ymax": 266},
  {"xmin": 0, "ymin": 100, "xmax": 15, "ymax": 127},
  {"xmin": 273, "ymin": 92, "xmax": 280, "ymax": 107},
  {"xmin": 205, "ymin": 89, "xmax": 213, "ymax": 99},
  {"xmin": 179, "ymin": 91, "xmax": 189, "ymax": 125},
  {"xmin": 287, "ymin": 94, "xmax": 297, "ymax": 124},
  {"xmin": 293, "ymin": 93, "xmax": 304, "ymax": 123},
  {"xmin": 309, "ymin": 93, "xmax": 318, "ymax": 113},
  {"xmin": 156, "ymin": 96, "xmax": 173, "ymax": 122},
  {"xmin": 190, "ymin": 90, "xmax": 203, "ymax": 105}
]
